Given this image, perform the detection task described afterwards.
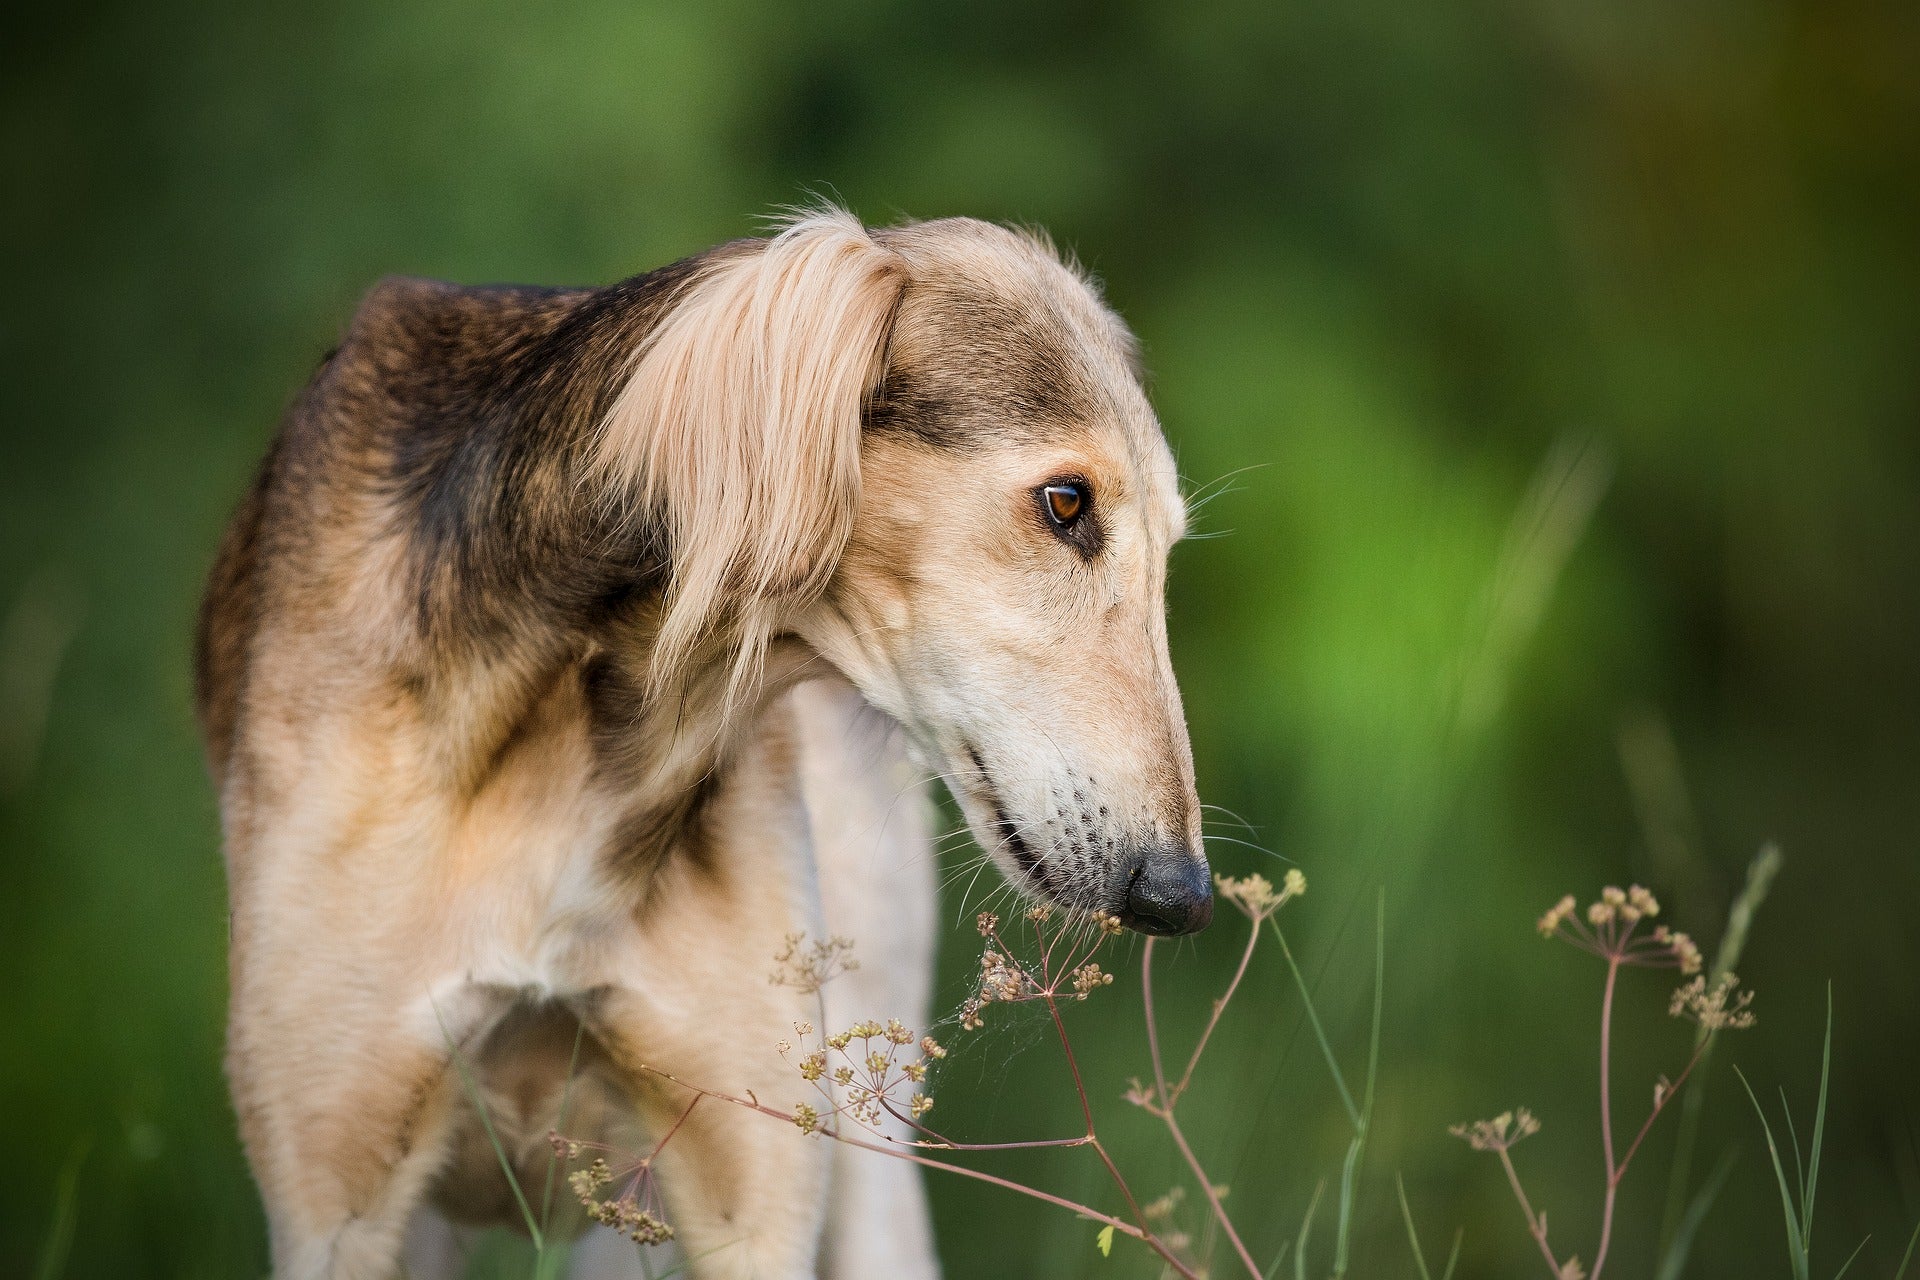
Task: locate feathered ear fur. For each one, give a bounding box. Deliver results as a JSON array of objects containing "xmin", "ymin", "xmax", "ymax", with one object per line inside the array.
[{"xmin": 594, "ymin": 207, "xmax": 906, "ymax": 703}]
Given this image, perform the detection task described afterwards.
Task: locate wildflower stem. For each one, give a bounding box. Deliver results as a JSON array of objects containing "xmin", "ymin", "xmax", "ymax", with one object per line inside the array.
[
  {"xmin": 1269, "ymin": 921, "xmax": 1362, "ymax": 1129},
  {"xmin": 648, "ymin": 1094, "xmax": 702, "ymax": 1164},
  {"xmin": 1173, "ymin": 912, "xmax": 1264, "ymax": 1103},
  {"xmin": 632, "ymin": 1065, "xmax": 1202, "ymax": 1280},
  {"xmin": 876, "ymin": 1099, "xmax": 1092, "ymax": 1151},
  {"xmin": 1592, "ymin": 955, "xmax": 1622, "ymax": 1279},
  {"xmin": 1162, "ymin": 1105, "xmax": 1266, "ymax": 1279},
  {"xmin": 1143, "ymin": 938, "xmax": 1171, "ymax": 1107},
  {"xmin": 1495, "ymin": 1147, "xmax": 1564, "ymax": 1278},
  {"xmin": 1041, "ymin": 992, "xmax": 1150, "ymax": 1232},
  {"xmin": 1141, "ymin": 933, "xmax": 1265, "ymax": 1279},
  {"xmin": 1614, "ymin": 1038, "xmax": 1710, "ymax": 1181}
]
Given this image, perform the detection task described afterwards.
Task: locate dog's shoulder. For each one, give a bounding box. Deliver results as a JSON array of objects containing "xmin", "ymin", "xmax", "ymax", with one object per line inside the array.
[{"xmin": 328, "ymin": 276, "xmax": 598, "ymax": 409}]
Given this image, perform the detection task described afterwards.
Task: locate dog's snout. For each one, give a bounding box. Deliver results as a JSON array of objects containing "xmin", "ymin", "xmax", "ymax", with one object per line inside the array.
[{"xmin": 1118, "ymin": 843, "xmax": 1213, "ymax": 936}]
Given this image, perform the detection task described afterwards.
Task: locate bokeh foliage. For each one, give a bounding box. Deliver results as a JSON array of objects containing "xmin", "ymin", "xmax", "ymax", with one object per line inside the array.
[{"xmin": 3, "ymin": 1, "xmax": 1918, "ymax": 1275}]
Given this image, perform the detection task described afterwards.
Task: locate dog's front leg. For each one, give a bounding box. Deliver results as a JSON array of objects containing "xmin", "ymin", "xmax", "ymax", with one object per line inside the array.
[
  {"xmin": 791, "ymin": 678, "xmax": 942, "ymax": 1280},
  {"xmin": 591, "ymin": 706, "xmax": 833, "ymax": 1280}
]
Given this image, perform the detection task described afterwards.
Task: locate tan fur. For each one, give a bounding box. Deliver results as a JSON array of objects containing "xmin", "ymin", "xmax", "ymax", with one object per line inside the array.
[
  {"xmin": 595, "ymin": 211, "xmax": 906, "ymax": 709},
  {"xmin": 199, "ymin": 208, "xmax": 1203, "ymax": 1279}
]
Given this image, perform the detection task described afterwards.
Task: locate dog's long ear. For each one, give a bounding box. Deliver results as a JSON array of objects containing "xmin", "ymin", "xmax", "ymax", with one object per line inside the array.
[{"xmin": 595, "ymin": 208, "xmax": 906, "ymax": 700}]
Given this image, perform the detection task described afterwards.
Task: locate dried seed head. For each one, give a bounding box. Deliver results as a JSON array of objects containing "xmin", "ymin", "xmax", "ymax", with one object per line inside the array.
[
  {"xmin": 1669, "ymin": 973, "xmax": 1756, "ymax": 1031},
  {"xmin": 1071, "ymin": 962, "xmax": 1115, "ymax": 997},
  {"xmin": 769, "ymin": 932, "xmax": 859, "ymax": 994},
  {"xmin": 1538, "ymin": 894, "xmax": 1577, "ymax": 937},
  {"xmin": 1449, "ymin": 1108, "xmax": 1541, "ymax": 1152}
]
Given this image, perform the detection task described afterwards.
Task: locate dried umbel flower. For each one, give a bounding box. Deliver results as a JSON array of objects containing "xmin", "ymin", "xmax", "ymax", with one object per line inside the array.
[
  {"xmin": 569, "ymin": 1158, "xmax": 613, "ymax": 1198},
  {"xmin": 1214, "ymin": 868, "xmax": 1306, "ymax": 920},
  {"xmin": 769, "ymin": 932, "xmax": 859, "ymax": 994},
  {"xmin": 780, "ymin": 1015, "xmax": 942, "ymax": 1134},
  {"xmin": 1141, "ymin": 1185, "xmax": 1186, "ymax": 1221},
  {"xmin": 959, "ymin": 894, "xmax": 1127, "ymax": 1030},
  {"xmin": 568, "ymin": 1158, "xmax": 676, "ymax": 1245},
  {"xmin": 1070, "ymin": 962, "xmax": 1114, "ymax": 997},
  {"xmin": 1668, "ymin": 973, "xmax": 1756, "ymax": 1031},
  {"xmin": 589, "ymin": 1200, "xmax": 674, "ymax": 1245},
  {"xmin": 1449, "ymin": 1108, "xmax": 1541, "ymax": 1153},
  {"xmin": 1539, "ymin": 885, "xmax": 1701, "ymax": 973}
]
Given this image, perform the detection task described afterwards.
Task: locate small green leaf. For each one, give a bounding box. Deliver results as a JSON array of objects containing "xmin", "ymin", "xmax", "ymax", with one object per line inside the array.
[{"xmin": 1096, "ymin": 1224, "xmax": 1114, "ymax": 1258}]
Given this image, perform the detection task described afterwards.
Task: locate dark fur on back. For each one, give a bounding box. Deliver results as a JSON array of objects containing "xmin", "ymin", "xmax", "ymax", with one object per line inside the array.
[{"xmin": 194, "ymin": 250, "xmax": 727, "ymax": 781}]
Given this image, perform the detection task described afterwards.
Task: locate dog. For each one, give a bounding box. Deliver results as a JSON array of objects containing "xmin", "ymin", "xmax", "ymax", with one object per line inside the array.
[{"xmin": 195, "ymin": 206, "xmax": 1211, "ymax": 1279}]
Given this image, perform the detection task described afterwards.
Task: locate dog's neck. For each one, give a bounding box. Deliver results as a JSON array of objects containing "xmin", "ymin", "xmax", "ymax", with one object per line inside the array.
[{"xmin": 520, "ymin": 621, "xmax": 830, "ymax": 886}]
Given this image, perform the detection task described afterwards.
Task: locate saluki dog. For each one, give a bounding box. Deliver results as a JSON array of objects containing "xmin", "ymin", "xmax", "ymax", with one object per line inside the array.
[{"xmin": 195, "ymin": 207, "xmax": 1212, "ymax": 1279}]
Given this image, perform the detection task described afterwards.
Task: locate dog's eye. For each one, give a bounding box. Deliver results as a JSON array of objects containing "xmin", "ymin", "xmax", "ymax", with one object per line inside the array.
[{"xmin": 1042, "ymin": 482, "xmax": 1086, "ymax": 527}]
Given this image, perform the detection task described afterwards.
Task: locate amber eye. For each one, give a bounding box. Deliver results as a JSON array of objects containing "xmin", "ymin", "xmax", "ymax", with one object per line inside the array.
[{"xmin": 1043, "ymin": 482, "xmax": 1086, "ymax": 527}]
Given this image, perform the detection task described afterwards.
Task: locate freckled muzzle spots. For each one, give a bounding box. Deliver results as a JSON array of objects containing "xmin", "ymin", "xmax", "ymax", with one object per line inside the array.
[{"xmin": 963, "ymin": 750, "xmax": 1211, "ymax": 934}]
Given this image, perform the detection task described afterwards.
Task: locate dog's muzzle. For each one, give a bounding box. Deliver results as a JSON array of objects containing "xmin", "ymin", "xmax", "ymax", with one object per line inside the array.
[{"xmin": 1116, "ymin": 842, "xmax": 1213, "ymax": 936}]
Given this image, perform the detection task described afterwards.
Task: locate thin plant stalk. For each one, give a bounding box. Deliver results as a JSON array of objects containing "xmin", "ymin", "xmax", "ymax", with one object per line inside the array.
[
  {"xmin": 1141, "ymin": 917, "xmax": 1278, "ymax": 1279},
  {"xmin": 1497, "ymin": 1146, "xmax": 1563, "ymax": 1276},
  {"xmin": 1594, "ymin": 956, "xmax": 1622, "ymax": 1277},
  {"xmin": 1660, "ymin": 844, "xmax": 1783, "ymax": 1250},
  {"xmin": 433, "ymin": 1000, "xmax": 545, "ymax": 1254},
  {"xmin": 1264, "ymin": 892, "xmax": 1383, "ymax": 1277},
  {"xmin": 1332, "ymin": 892, "xmax": 1385, "ymax": 1278},
  {"xmin": 1736, "ymin": 985, "xmax": 1835, "ymax": 1280},
  {"xmin": 1395, "ymin": 1171, "xmax": 1462, "ymax": 1280},
  {"xmin": 636, "ymin": 1065, "xmax": 1203, "ymax": 1280}
]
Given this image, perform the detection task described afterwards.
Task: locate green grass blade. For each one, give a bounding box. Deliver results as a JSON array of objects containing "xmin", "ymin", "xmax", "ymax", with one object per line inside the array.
[
  {"xmin": 1395, "ymin": 1173, "xmax": 1433, "ymax": 1280},
  {"xmin": 1831, "ymin": 1234, "xmax": 1870, "ymax": 1280},
  {"xmin": 433, "ymin": 1000, "xmax": 544, "ymax": 1251},
  {"xmin": 1269, "ymin": 921, "xmax": 1360, "ymax": 1128},
  {"xmin": 1332, "ymin": 892, "xmax": 1386, "ymax": 1279},
  {"xmin": 1737, "ymin": 1066, "xmax": 1808, "ymax": 1280},
  {"xmin": 1333, "ymin": 1133, "xmax": 1363, "ymax": 1277},
  {"xmin": 532, "ymin": 1236, "xmax": 576, "ymax": 1280},
  {"xmin": 1262, "ymin": 1240, "xmax": 1293, "ymax": 1280},
  {"xmin": 1293, "ymin": 1179, "xmax": 1325, "ymax": 1280},
  {"xmin": 1654, "ymin": 1149, "xmax": 1736, "ymax": 1280},
  {"xmin": 1440, "ymin": 1228, "xmax": 1463, "ymax": 1280},
  {"xmin": 1805, "ymin": 984, "xmax": 1832, "ymax": 1251},
  {"xmin": 1780, "ymin": 1085, "xmax": 1807, "ymax": 1211},
  {"xmin": 539, "ymin": 1017, "xmax": 588, "ymax": 1236},
  {"xmin": 1363, "ymin": 890, "xmax": 1384, "ymax": 1126},
  {"xmin": 1893, "ymin": 1216, "xmax": 1920, "ymax": 1280},
  {"xmin": 33, "ymin": 1140, "xmax": 88, "ymax": 1280},
  {"xmin": 1659, "ymin": 843, "xmax": 1783, "ymax": 1254},
  {"xmin": 646, "ymin": 1240, "xmax": 740, "ymax": 1279}
]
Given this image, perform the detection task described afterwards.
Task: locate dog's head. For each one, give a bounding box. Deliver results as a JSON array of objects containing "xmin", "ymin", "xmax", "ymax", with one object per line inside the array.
[{"xmin": 600, "ymin": 209, "xmax": 1209, "ymax": 935}]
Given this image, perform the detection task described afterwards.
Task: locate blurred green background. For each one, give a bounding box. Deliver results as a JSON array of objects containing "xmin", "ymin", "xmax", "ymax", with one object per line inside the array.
[{"xmin": 4, "ymin": 1, "xmax": 1918, "ymax": 1276}]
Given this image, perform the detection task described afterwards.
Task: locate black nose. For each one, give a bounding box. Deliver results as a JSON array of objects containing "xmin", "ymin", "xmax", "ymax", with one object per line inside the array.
[{"xmin": 1119, "ymin": 844, "xmax": 1214, "ymax": 936}]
